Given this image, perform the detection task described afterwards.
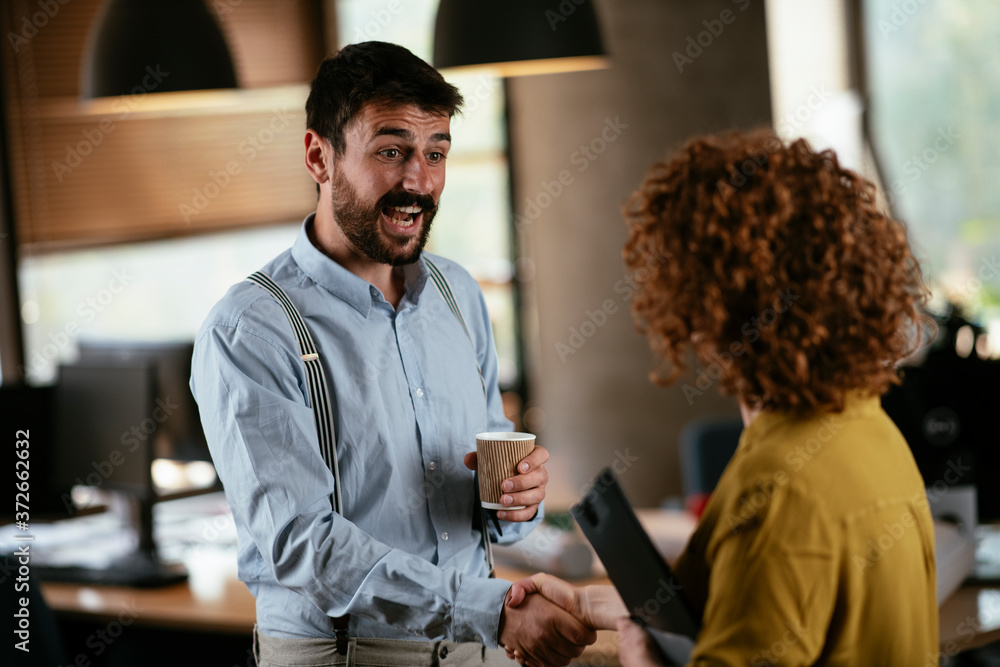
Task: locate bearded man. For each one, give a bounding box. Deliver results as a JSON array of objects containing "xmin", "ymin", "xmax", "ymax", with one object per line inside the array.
[{"xmin": 191, "ymin": 41, "xmax": 594, "ymax": 667}]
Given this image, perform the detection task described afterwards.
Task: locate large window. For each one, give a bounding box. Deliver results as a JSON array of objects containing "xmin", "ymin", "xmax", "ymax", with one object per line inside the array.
[
  {"xmin": 11, "ymin": 0, "xmax": 519, "ymax": 389},
  {"xmin": 864, "ymin": 0, "xmax": 1000, "ymax": 355},
  {"xmin": 337, "ymin": 0, "xmax": 518, "ymax": 386}
]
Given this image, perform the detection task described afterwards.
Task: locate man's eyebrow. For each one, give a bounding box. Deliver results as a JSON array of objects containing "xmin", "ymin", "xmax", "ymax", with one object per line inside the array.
[
  {"xmin": 372, "ymin": 127, "xmax": 452, "ymax": 144},
  {"xmin": 373, "ymin": 127, "xmax": 413, "ymax": 141}
]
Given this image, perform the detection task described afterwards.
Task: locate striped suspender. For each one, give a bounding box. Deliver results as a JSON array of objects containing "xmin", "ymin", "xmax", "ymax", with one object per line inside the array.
[
  {"xmin": 248, "ymin": 271, "xmax": 352, "ymax": 653},
  {"xmin": 425, "ymin": 258, "xmax": 495, "ymax": 576},
  {"xmin": 246, "ymin": 271, "xmax": 343, "ymax": 516},
  {"xmin": 425, "ymin": 259, "xmax": 487, "ymax": 397},
  {"xmin": 249, "ymin": 259, "xmax": 496, "ymax": 579}
]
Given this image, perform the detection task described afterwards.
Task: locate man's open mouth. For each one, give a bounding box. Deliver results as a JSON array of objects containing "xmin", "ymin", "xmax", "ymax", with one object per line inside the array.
[{"xmin": 383, "ymin": 205, "xmax": 422, "ymax": 228}]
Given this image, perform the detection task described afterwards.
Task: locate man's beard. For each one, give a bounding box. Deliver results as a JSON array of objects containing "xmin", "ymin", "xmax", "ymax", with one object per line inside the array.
[{"xmin": 331, "ymin": 169, "xmax": 437, "ymax": 267}]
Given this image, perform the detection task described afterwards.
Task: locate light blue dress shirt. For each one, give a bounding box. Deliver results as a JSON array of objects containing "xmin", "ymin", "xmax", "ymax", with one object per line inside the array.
[{"xmin": 191, "ymin": 215, "xmax": 540, "ymax": 646}]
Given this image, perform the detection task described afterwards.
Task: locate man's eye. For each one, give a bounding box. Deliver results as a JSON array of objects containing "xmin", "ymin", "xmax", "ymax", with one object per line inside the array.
[
  {"xmin": 380, "ymin": 149, "xmax": 401, "ymax": 159},
  {"xmin": 427, "ymin": 152, "xmax": 445, "ymax": 163}
]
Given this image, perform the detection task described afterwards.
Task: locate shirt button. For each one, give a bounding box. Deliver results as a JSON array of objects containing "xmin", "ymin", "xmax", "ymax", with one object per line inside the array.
[
  {"xmin": 440, "ymin": 531, "xmax": 449, "ymax": 541},
  {"xmin": 428, "ymin": 461, "xmax": 437, "ymax": 471},
  {"xmin": 415, "ymin": 388, "xmax": 424, "ymax": 398}
]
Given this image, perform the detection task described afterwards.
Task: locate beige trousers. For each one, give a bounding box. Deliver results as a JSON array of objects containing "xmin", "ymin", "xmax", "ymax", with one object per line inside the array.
[{"xmin": 253, "ymin": 626, "xmax": 518, "ymax": 667}]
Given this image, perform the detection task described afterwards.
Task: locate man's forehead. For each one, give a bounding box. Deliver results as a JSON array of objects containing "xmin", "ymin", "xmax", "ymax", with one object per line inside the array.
[{"xmin": 348, "ymin": 102, "xmax": 451, "ymax": 142}]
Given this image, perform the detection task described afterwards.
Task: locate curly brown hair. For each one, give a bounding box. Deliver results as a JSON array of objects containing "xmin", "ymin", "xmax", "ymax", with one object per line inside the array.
[{"xmin": 623, "ymin": 129, "xmax": 933, "ymax": 415}]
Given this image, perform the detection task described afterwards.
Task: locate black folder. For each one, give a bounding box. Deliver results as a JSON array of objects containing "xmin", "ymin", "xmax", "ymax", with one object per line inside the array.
[{"xmin": 571, "ymin": 467, "xmax": 700, "ymax": 665}]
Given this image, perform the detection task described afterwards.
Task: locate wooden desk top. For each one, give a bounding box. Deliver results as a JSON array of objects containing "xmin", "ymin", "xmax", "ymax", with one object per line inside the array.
[
  {"xmin": 938, "ymin": 584, "xmax": 1000, "ymax": 654},
  {"xmin": 40, "ymin": 548, "xmax": 254, "ymax": 634},
  {"xmin": 42, "ymin": 559, "xmax": 1000, "ymax": 659}
]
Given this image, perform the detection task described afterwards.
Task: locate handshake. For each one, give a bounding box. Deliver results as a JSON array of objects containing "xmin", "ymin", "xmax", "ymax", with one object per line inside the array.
[{"xmin": 498, "ymin": 574, "xmax": 661, "ymax": 667}]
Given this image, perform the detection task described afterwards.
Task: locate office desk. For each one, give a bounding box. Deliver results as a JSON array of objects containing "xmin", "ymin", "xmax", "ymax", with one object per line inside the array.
[
  {"xmin": 939, "ymin": 585, "xmax": 1000, "ymax": 654},
  {"xmin": 40, "ymin": 551, "xmax": 254, "ymax": 635},
  {"xmin": 41, "ymin": 563, "xmax": 1000, "ymax": 662},
  {"xmin": 32, "ymin": 495, "xmax": 1000, "ymax": 661}
]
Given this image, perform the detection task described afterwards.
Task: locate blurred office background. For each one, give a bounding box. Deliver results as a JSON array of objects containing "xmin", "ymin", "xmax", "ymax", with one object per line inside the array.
[
  {"xmin": 4, "ymin": 0, "xmax": 997, "ymax": 505},
  {"xmin": 1, "ymin": 0, "xmax": 999, "ymax": 664}
]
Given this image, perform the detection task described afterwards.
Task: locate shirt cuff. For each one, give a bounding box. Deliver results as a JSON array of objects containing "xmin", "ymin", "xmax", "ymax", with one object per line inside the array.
[
  {"xmin": 493, "ymin": 501, "xmax": 545, "ymax": 545},
  {"xmin": 452, "ymin": 575, "xmax": 511, "ymax": 648}
]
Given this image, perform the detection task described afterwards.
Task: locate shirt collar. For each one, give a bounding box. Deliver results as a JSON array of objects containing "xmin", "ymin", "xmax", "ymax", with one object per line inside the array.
[
  {"xmin": 291, "ymin": 213, "xmax": 431, "ymax": 317},
  {"xmin": 737, "ymin": 390, "xmax": 882, "ymax": 453}
]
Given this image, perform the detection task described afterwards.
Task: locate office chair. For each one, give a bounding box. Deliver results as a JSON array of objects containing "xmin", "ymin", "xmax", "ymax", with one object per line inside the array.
[{"xmin": 678, "ymin": 416, "xmax": 744, "ymax": 517}]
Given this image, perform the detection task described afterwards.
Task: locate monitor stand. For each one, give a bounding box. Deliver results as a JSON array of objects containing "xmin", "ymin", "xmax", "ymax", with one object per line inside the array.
[{"xmin": 36, "ymin": 491, "xmax": 188, "ymax": 588}]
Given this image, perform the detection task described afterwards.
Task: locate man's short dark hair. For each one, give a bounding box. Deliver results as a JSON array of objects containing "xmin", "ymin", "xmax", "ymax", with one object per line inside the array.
[{"xmin": 306, "ymin": 41, "xmax": 464, "ymax": 154}]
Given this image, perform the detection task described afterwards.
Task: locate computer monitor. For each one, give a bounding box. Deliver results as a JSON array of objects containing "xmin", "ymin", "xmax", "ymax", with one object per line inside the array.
[
  {"xmin": 53, "ymin": 363, "xmax": 157, "ymax": 500},
  {"xmin": 49, "ymin": 360, "xmax": 187, "ymax": 586},
  {"xmin": 882, "ymin": 353, "xmax": 1000, "ymax": 524},
  {"xmin": 75, "ymin": 340, "xmax": 209, "ymax": 463}
]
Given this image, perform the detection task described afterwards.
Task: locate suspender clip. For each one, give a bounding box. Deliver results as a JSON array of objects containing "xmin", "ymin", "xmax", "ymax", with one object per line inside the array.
[{"xmin": 331, "ymin": 615, "xmax": 351, "ymax": 655}]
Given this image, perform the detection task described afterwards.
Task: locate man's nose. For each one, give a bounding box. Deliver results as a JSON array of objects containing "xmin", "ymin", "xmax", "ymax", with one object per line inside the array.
[{"xmin": 402, "ymin": 155, "xmax": 434, "ymax": 194}]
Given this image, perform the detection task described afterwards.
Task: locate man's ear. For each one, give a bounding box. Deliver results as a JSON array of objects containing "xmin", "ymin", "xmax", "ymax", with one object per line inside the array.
[{"xmin": 304, "ymin": 130, "xmax": 334, "ymax": 185}]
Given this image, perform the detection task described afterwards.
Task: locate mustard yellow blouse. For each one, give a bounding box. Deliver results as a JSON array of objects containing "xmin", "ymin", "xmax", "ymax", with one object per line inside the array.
[{"xmin": 673, "ymin": 395, "xmax": 938, "ymax": 666}]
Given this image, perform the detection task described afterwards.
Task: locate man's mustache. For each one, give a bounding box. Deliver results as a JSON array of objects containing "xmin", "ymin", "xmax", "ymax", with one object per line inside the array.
[{"xmin": 378, "ymin": 191, "xmax": 437, "ymax": 212}]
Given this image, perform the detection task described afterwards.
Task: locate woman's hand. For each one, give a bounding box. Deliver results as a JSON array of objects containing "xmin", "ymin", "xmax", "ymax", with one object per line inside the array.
[
  {"xmin": 505, "ymin": 573, "xmax": 628, "ymax": 630},
  {"xmin": 616, "ymin": 617, "xmax": 667, "ymax": 667}
]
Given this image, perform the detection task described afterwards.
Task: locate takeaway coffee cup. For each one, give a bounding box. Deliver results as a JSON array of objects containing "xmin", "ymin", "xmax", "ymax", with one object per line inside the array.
[{"xmin": 475, "ymin": 432, "xmax": 536, "ymax": 510}]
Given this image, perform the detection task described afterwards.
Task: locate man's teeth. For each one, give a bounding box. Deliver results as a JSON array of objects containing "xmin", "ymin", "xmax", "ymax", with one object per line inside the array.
[{"xmin": 387, "ymin": 205, "xmax": 421, "ymax": 227}]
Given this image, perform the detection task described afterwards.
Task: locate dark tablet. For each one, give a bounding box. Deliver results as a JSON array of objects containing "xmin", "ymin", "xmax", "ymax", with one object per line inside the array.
[{"xmin": 571, "ymin": 467, "xmax": 699, "ymax": 664}]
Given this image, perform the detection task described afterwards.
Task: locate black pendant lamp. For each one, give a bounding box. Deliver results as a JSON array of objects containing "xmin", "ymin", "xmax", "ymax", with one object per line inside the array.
[
  {"xmin": 433, "ymin": 0, "xmax": 608, "ymax": 77},
  {"xmin": 81, "ymin": 0, "xmax": 238, "ymax": 99}
]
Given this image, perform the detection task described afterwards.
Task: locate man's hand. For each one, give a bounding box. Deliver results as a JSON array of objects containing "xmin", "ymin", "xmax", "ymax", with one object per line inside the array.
[
  {"xmin": 506, "ymin": 573, "xmax": 628, "ymax": 631},
  {"xmin": 463, "ymin": 446, "xmax": 549, "ymax": 521},
  {"xmin": 499, "ymin": 586, "xmax": 596, "ymax": 667},
  {"xmin": 616, "ymin": 617, "xmax": 666, "ymax": 667}
]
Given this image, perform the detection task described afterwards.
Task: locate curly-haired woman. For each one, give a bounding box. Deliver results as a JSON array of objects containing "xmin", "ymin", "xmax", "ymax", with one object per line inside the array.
[{"xmin": 508, "ymin": 130, "xmax": 939, "ymax": 665}]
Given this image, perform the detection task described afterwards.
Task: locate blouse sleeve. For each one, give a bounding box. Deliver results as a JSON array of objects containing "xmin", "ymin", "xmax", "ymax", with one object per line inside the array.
[{"xmin": 688, "ymin": 481, "xmax": 839, "ymax": 666}]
